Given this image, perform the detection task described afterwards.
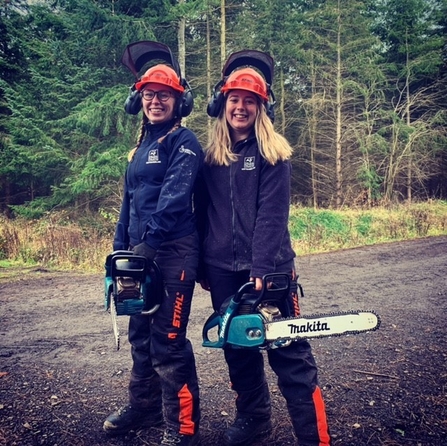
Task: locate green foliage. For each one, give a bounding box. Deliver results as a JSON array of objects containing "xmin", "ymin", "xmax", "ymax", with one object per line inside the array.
[
  {"xmin": 289, "ymin": 201, "xmax": 447, "ymax": 255},
  {"xmin": 355, "ymin": 214, "xmax": 373, "ymax": 237},
  {"xmin": 9, "ymin": 197, "xmax": 62, "ymax": 219},
  {"xmin": 0, "ymin": 0, "xmax": 446, "ymax": 214},
  {"xmin": 289, "ymin": 208, "xmax": 352, "ymax": 251},
  {"xmin": 357, "ymin": 164, "xmax": 383, "ymax": 200}
]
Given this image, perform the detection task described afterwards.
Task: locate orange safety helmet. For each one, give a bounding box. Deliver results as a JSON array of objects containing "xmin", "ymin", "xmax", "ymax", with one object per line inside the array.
[
  {"xmin": 221, "ymin": 67, "xmax": 269, "ymax": 102},
  {"xmin": 135, "ymin": 64, "xmax": 185, "ymax": 93}
]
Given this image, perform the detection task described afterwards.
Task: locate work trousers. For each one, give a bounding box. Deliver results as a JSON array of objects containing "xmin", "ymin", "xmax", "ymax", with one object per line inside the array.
[
  {"xmin": 128, "ymin": 232, "xmax": 200, "ymax": 435},
  {"xmin": 205, "ymin": 263, "xmax": 330, "ymax": 446}
]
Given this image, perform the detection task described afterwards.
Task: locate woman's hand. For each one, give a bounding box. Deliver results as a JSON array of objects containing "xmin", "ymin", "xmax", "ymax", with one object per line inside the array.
[
  {"xmin": 199, "ymin": 279, "xmax": 211, "ymax": 291},
  {"xmin": 250, "ymin": 277, "xmax": 263, "ymax": 291}
]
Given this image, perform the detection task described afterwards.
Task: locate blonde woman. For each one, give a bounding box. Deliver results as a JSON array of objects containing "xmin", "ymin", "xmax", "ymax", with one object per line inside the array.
[{"xmin": 197, "ymin": 58, "xmax": 330, "ymax": 446}]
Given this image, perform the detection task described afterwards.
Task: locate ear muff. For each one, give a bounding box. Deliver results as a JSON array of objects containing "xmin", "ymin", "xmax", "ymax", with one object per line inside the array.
[
  {"xmin": 124, "ymin": 85, "xmax": 142, "ymax": 115},
  {"xmin": 207, "ymin": 80, "xmax": 225, "ymax": 118},
  {"xmin": 265, "ymin": 88, "xmax": 276, "ymax": 123},
  {"xmin": 177, "ymin": 78, "xmax": 194, "ymax": 118}
]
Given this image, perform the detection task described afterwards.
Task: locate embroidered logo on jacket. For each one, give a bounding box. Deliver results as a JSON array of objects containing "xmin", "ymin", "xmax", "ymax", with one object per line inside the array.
[
  {"xmin": 242, "ymin": 156, "xmax": 255, "ymax": 171},
  {"xmin": 179, "ymin": 145, "xmax": 196, "ymax": 156},
  {"xmin": 146, "ymin": 149, "xmax": 161, "ymax": 164}
]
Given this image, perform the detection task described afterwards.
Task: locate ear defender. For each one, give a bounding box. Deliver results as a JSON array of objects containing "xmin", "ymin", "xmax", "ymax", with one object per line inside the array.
[
  {"xmin": 124, "ymin": 85, "xmax": 142, "ymax": 115},
  {"xmin": 265, "ymin": 88, "xmax": 276, "ymax": 122},
  {"xmin": 206, "ymin": 79, "xmax": 225, "ymax": 118},
  {"xmin": 177, "ymin": 78, "xmax": 194, "ymax": 118}
]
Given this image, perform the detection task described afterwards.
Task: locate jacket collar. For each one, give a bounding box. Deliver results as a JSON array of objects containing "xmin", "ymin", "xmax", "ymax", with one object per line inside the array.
[{"xmin": 144, "ymin": 119, "xmax": 177, "ymax": 140}]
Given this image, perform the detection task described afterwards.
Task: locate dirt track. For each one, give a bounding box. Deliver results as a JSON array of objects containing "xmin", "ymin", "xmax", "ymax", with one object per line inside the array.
[{"xmin": 1, "ymin": 236, "xmax": 446, "ymax": 446}]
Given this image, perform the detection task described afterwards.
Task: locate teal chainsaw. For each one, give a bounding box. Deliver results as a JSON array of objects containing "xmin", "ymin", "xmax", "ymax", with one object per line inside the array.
[
  {"xmin": 104, "ymin": 251, "xmax": 163, "ymax": 350},
  {"xmin": 202, "ymin": 273, "xmax": 380, "ymax": 349}
]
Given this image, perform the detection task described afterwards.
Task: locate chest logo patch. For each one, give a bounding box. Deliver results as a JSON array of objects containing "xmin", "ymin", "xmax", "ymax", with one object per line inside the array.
[
  {"xmin": 146, "ymin": 149, "xmax": 161, "ymax": 164},
  {"xmin": 242, "ymin": 156, "xmax": 256, "ymax": 171}
]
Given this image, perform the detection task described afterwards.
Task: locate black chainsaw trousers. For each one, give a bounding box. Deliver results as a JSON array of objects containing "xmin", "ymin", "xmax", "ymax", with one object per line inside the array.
[
  {"xmin": 205, "ymin": 263, "xmax": 330, "ymax": 446},
  {"xmin": 127, "ymin": 232, "xmax": 200, "ymax": 436}
]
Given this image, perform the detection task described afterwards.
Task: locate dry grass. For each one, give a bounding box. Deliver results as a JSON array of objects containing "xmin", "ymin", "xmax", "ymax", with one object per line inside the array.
[
  {"xmin": 0, "ymin": 211, "xmax": 113, "ymax": 272},
  {"xmin": 1, "ymin": 201, "xmax": 447, "ymax": 273}
]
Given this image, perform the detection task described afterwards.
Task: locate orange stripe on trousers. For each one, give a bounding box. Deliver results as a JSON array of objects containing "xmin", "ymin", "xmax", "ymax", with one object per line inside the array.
[
  {"xmin": 178, "ymin": 384, "xmax": 195, "ymax": 435},
  {"xmin": 312, "ymin": 385, "xmax": 331, "ymax": 445}
]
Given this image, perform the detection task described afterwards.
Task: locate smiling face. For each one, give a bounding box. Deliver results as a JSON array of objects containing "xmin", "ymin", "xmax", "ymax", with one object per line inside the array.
[
  {"xmin": 141, "ymin": 83, "xmax": 177, "ymax": 124},
  {"xmin": 224, "ymin": 89, "xmax": 259, "ymax": 142}
]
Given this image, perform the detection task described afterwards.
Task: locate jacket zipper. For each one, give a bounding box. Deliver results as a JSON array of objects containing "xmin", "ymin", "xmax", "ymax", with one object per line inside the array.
[{"xmin": 229, "ymin": 161, "xmax": 238, "ymax": 270}]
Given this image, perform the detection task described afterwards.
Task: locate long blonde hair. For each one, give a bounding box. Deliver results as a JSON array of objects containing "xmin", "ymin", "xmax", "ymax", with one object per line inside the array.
[
  {"xmin": 204, "ymin": 97, "xmax": 293, "ymax": 166},
  {"xmin": 127, "ymin": 115, "xmax": 182, "ymax": 162}
]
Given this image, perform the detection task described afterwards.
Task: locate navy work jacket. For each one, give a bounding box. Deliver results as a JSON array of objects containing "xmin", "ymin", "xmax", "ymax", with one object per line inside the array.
[
  {"xmin": 196, "ymin": 134, "xmax": 295, "ymax": 279},
  {"xmin": 114, "ymin": 120, "xmax": 203, "ymax": 251}
]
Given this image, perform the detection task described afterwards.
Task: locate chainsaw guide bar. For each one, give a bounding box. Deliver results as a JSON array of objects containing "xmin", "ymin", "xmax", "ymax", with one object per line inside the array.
[
  {"xmin": 110, "ymin": 294, "xmax": 120, "ymax": 350},
  {"xmin": 265, "ymin": 310, "xmax": 381, "ymax": 342}
]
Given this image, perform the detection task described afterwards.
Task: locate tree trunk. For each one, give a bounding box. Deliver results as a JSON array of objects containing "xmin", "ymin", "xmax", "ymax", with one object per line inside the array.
[
  {"xmin": 405, "ymin": 33, "xmax": 412, "ymax": 203},
  {"xmin": 206, "ymin": 6, "xmax": 212, "ymax": 141},
  {"xmin": 220, "ymin": 0, "xmax": 226, "ymax": 66},
  {"xmin": 177, "ymin": 2, "xmax": 186, "ymax": 75},
  {"xmin": 335, "ymin": 1, "xmax": 342, "ymax": 208},
  {"xmin": 310, "ymin": 58, "xmax": 318, "ymax": 209},
  {"xmin": 279, "ymin": 67, "xmax": 285, "ymax": 135}
]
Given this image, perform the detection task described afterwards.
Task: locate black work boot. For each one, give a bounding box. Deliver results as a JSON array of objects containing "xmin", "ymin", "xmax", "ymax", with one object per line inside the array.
[
  {"xmin": 103, "ymin": 404, "xmax": 163, "ymax": 435},
  {"xmin": 160, "ymin": 428, "xmax": 200, "ymax": 445},
  {"xmin": 223, "ymin": 417, "xmax": 272, "ymax": 445}
]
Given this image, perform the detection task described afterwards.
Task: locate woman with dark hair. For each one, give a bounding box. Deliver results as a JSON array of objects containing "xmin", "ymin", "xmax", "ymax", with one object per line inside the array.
[{"xmin": 103, "ymin": 61, "xmax": 202, "ymax": 446}]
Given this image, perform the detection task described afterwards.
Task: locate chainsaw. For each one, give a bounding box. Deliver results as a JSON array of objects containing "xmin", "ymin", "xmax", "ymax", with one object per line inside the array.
[
  {"xmin": 104, "ymin": 251, "xmax": 163, "ymax": 350},
  {"xmin": 202, "ymin": 273, "xmax": 380, "ymax": 349}
]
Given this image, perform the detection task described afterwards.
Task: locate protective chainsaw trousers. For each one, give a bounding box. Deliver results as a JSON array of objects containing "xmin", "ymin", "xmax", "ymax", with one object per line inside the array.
[
  {"xmin": 127, "ymin": 232, "xmax": 200, "ymax": 435},
  {"xmin": 205, "ymin": 263, "xmax": 330, "ymax": 445}
]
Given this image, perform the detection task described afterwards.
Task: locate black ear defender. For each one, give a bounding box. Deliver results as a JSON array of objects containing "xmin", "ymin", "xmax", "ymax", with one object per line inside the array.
[
  {"xmin": 265, "ymin": 87, "xmax": 276, "ymax": 122},
  {"xmin": 121, "ymin": 41, "xmax": 194, "ymax": 117},
  {"xmin": 124, "ymin": 84, "xmax": 142, "ymax": 115},
  {"xmin": 206, "ymin": 79, "xmax": 225, "ymax": 118},
  {"xmin": 177, "ymin": 78, "xmax": 194, "ymax": 118},
  {"xmin": 207, "ymin": 50, "xmax": 277, "ymax": 122}
]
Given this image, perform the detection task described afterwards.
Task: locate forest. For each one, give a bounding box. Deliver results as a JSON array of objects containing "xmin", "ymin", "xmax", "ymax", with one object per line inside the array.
[{"xmin": 1, "ymin": 0, "xmax": 447, "ymax": 220}]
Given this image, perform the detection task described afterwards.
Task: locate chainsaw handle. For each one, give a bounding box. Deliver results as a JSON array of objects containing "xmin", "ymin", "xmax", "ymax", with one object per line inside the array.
[
  {"xmin": 141, "ymin": 304, "xmax": 160, "ymax": 315},
  {"xmin": 202, "ymin": 312, "xmax": 225, "ymax": 348},
  {"xmin": 141, "ymin": 260, "xmax": 163, "ymax": 315},
  {"xmin": 233, "ymin": 281, "xmax": 256, "ymax": 303},
  {"xmin": 248, "ymin": 273, "xmax": 290, "ymax": 311}
]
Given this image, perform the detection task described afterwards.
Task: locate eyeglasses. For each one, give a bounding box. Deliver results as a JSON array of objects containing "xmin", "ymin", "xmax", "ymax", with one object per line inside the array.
[{"xmin": 141, "ymin": 90, "xmax": 173, "ymax": 102}]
